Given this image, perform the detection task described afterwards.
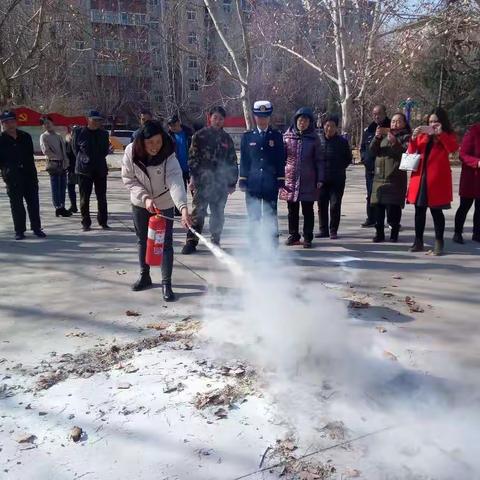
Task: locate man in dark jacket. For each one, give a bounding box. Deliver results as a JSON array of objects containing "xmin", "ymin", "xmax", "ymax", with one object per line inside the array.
[
  {"xmin": 181, "ymin": 106, "xmax": 238, "ymax": 254},
  {"xmin": 74, "ymin": 110, "xmax": 110, "ymax": 231},
  {"xmin": 131, "ymin": 110, "xmax": 153, "ymax": 143},
  {"xmin": 0, "ymin": 110, "xmax": 46, "ymax": 240},
  {"xmin": 239, "ymin": 100, "xmax": 285, "ymax": 244},
  {"xmin": 317, "ymin": 114, "xmax": 352, "ymax": 239},
  {"xmin": 360, "ymin": 105, "xmax": 390, "ymax": 227}
]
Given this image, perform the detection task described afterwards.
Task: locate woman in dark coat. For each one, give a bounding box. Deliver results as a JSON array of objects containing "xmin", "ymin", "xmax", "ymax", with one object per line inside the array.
[
  {"xmin": 453, "ymin": 123, "xmax": 480, "ymax": 244},
  {"xmin": 406, "ymin": 107, "xmax": 458, "ymax": 256},
  {"xmin": 369, "ymin": 112, "xmax": 411, "ymax": 243},
  {"xmin": 279, "ymin": 107, "xmax": 324, "ymax": 248}
]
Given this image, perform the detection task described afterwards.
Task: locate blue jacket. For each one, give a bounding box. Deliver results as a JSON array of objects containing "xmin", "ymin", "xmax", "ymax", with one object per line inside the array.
[{"xmin": 240, "ymin": 127, "xmax": 285, "ymax": 200}]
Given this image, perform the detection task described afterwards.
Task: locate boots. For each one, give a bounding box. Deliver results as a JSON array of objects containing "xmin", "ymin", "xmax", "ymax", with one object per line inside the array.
[
  {"xmin": 132, "ymin": 271, "xmax": 152, "ymax": 291},
  {"xmin": 390, "ymin": 225, "xmax": 400, "ymax": 243},
  {"xmin": 56, "ymin": 207, "xmax": 73, "ymax": 217},
  {"xmin": 433, "ymin": 239, "xmax": 444, "ymax": 256},
  {"xmin": 373, "ymin": 226, "xmax": 385, "ymax": 243},
  {"xmin": 162, "ymin": 283, "xmax": 175, "ymax": 302},
  {"xmin": 409, "ymin": 238, "xmax": 424, "ymax": 252},
  {"xmin": 452, "ymin": 232, "xmax": 464, "ymax": 244}
]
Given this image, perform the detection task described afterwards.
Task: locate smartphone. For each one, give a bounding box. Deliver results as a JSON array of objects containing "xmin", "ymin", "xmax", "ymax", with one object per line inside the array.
[{"xmin": 418, "ymin": 125, "xmax": 435, "ymax": 135}]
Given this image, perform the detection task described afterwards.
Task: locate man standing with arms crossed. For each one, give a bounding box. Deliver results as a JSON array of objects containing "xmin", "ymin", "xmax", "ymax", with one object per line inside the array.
[
  {"xmin": 360, "ymin": 104, "xmax": 390, "ymax": 228},
  {"xmin": 74, "ymin": 110, "xmax": 110, "ymax": 232},
  {"xmin": 0, "ymin": 110, "xmax": 46, "ymax": 240},
  {"xmin": 181, "ymin": 106, "xmax": 238, "ymax": 254}
]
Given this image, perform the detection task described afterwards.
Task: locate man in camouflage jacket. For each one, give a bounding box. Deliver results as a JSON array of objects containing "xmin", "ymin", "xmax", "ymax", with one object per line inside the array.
[{"xmin": 182, "ymin": 106, "xmax": 238, "ymax": 253}]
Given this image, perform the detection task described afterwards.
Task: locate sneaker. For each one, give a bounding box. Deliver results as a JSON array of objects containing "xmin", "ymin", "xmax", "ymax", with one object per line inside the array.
[
  {"xmin": 132, "ymin": 272, "xmax": 152, "ymax": 291},
  {"xmin": 315, "ymin": 231, "xmax": 329, "ymax": 239},
  {"xmin": 56, "ymin": 207, "xmax": 72, "ymax": 217},
  {"xmin": 285, "ymin": 235, "xmax": 302, "ymax": 246},
  {"xmin": 303, "ymin": 240, "xmax": 313, "ymax": 249},
  {"xmin": 452, "ymin": 233, "xmax": 464, "ymax": 244},
  {"xmin": 33, "ymin": 230, "xmax": 47, "ymax": 238},
  {"xmin": 69, "ymin": 205, "xmax": 78, "ymax": 214},
  {"xmin": 181, "ymin": 243, "xmax": 197, "ymax": 255},
  {"xmin": 361, "ymin": 220, "xmax": 376, "ymax": 228},
  {"xmin": 330, "ymin": 232, "xmax": 338, "ymax": 240},
  {"xmin": 15, "ymin": 232, "xmax": 25, "ymax": 240}
]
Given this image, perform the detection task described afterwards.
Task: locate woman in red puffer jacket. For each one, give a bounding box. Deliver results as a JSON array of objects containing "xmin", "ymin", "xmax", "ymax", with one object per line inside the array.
[
  {"xmin": 453, "ymin": 123, "xmax": 480, "ymax": 244},
  {"xmin": 406, "ymin": 107, "xmax": 458, "ymax": 256}
]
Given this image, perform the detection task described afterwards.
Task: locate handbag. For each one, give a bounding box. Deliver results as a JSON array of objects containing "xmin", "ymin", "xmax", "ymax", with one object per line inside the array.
[
  {"xmin": 45, "ymin": 158, "xmax": 64, "ymax": 175},
  {"xmin": 399, "ymin": 152, "xmax": 421, "ymax": 172}
]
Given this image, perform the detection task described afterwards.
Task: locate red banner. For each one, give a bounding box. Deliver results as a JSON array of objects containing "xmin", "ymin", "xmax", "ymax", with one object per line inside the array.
[{"xmin": 14, "ymin": 107, "xmax": 87, "ymax": 128}]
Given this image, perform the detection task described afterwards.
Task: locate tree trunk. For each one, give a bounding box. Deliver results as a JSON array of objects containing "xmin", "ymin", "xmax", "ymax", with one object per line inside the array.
[
  {"xmin": 240, "ymin": 85, "xmax": 253, "ymax": 130},
  {"xmin": 341, "ymin": 95, "xmax": 353, "ymax": 138}
]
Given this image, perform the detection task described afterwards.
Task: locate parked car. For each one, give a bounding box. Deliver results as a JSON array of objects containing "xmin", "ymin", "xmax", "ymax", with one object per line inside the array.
[{"xmin": 109, "ymin": 130, "xmax": 135, "ymax": 151}]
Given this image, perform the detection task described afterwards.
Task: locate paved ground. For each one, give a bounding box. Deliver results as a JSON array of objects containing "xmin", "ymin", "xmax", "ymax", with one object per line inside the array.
[{"xmin": 0, "ymin": 164, "xmax": 479, "ymax": 479}]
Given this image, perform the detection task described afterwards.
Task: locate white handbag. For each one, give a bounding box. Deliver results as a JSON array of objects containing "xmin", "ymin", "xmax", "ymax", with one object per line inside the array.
[{"xmin": 399, "ymin": 152, "xmax": 421, "ymax": 172}]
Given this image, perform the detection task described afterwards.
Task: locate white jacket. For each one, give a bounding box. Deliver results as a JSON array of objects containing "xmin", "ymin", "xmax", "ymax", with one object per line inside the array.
[{"xmin": 121, "ymin": 143, "xmax": 187, "ymax": 211}]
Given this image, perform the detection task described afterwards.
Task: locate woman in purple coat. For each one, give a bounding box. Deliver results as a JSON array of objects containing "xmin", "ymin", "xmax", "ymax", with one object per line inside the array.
[{"xmin": 279, "ymin": 107, "xmax": 324, "ymax": 248}]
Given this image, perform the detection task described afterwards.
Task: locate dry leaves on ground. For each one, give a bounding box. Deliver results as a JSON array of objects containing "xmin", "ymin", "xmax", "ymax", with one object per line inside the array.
[
  {"xmin": 405, "ymin": 296, "xmax": 425, "ymax": 313},
  {"xmin": 348, "ymin": 300, "xmax": 370, "ymax": 309},
  {"xmin": 194, "ymin": 384, "xmax": 239, "ymax": 410},
  {"xmin": 125, "ymin": 310, "xmax": 141, "ymax": 317}
]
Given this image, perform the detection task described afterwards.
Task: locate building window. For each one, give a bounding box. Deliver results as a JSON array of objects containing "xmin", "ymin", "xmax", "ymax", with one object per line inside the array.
[
  {"xmin": 188, "ymin": 55, "xmax": 198, "ymax": 69},
  {"xmin": 188, "ymin": 32, "xmax": 197, "ymax": 45},
  {"xmin": 120, "ymin": 12, "xmax": 129, "ymax": 25},
  {"xmin": 153, "ymin": 68, "xmax": 162, "ymax": 78},
  {"xmin": 189, "ymin": 77, "xmax": 199, "ymax": 91},
  {"xmin": 150, "ymin": 20, "xmax": 159, "ymax": 30},
  {"xmin": 153, "ymin": 92, "xmax": 163, "ymax": 103},
  {"xmin": 74, "ymin": 40, "xmax": 85, "ymax": 50},
  {"xmin": 149, "ymin": 0, "xmax": 160, "ymax": 5},
  {"xmin": 223, "ymin": 0, "xmax": 232, "ymax": 13},
  {"xmin": 186, "ymin": 6, "xmax": 196, "ymax": 21},
  {"xmin": 93, "ymin": 38, "xmax": 102, "ymax": 49}
]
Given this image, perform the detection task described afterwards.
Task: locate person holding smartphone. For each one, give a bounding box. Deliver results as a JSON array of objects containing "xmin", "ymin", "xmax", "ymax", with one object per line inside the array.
[
  {"xmin": 122, "ymin": 121, "xmax": 191, "ymax": 301},
  {"xmin": 406, "ymin": 107, "xmax": 458, "ymax": 255},
  {"xmin": 369, "ymin": 113, "xmax": 411, "ymax": 243}
]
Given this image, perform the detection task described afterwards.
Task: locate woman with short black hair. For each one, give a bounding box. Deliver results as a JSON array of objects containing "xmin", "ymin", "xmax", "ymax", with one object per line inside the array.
[{"xmin": 122, "ymin": 121, "xmax": 191, "ymax": 301}]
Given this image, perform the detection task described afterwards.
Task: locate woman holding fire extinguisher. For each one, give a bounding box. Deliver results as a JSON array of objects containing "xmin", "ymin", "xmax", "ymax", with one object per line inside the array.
[{"xmin": 122, "ymin": 121, "xmax": 191, "ymax": 301}]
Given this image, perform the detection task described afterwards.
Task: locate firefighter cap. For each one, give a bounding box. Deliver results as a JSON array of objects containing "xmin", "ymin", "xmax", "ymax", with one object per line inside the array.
[{"xmin": 253, "ymin": 100, "xmax": 273, "ymax": 117}]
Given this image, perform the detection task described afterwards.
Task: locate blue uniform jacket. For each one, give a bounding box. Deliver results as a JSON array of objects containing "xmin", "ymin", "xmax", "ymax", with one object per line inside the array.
[{"xmin": 240, "ymin": 127, "xmax": 285, "ymax": 201}]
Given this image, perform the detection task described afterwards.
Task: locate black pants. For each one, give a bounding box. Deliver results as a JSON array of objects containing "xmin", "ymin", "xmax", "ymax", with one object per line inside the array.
[
  {"xmin": 68, "ymin": 183, "xmax": 77, "ymax": 208},
  {"xmin": 6, "ymin": 180, "xmax": 42, "ymax": 234},
  {"xmin": 454, "ymin": 197, "xmax": 480, "ymax": 236},
  {"xmin": 287, "ymin": 201, "xmax": 314, "ymax": 242},
  {"xmin": 365, "ymin": 169, "xmax": 375, "ymax": 222},
  {"xmin": 78, "ymin": 174, "xmax": 108, "ymax": 228},
  {"xmin": 375, "ymin": 204, "xmax": 402, "ymax": 231},
  {"xmin": 415, "ymin": 206, "xmax": 445, "ymax": 241},
  {"xmin": 132, "ymin": 205, "xmax": 174, "ymax": 284},
  {"xmin": 186, "ymin": 189, "xmax": 228, "ymax": 245},
  {"xmin": 318, "ymin": 179, "xmax": 345, "ymax": 234}
]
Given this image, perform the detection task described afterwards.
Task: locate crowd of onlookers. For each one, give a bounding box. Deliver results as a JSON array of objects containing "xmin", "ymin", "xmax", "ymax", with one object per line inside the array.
[{"xmin": 0, "ymin": 100, "xmax": 479, "ymax": 301}]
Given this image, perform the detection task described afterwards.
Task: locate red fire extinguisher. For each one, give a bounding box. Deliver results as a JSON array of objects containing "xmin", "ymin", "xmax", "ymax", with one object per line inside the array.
[{"xmin": 145, "ymin": 214, "xmax": 167, "ymax": 266}]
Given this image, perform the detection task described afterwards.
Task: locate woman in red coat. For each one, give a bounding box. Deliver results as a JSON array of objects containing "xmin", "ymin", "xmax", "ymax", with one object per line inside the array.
[
  {"xmin": 406, "ymin": 107, "xmax": 458, "ymax": 255},
  {"xmin": 453, "ymin": 123, "xmax": 480, "ymax": 244}
]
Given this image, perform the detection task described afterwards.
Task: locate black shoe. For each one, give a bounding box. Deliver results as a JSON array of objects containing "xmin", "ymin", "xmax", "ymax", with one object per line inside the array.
[
  {"xmin": 162, "ymin": 283, "xmax": 176, "ymax": 302},
  {"xmin": 472, "ymin": 234, "xmax": 480, "ymax": 243},
  {"xmin": 409, "ymin": 239, "xmax": 424, "ymax": 252},
  {"xmin": 373, "ymin": 233, "xmax": 385, "ymax": 243},
  {"xmin": 452, "ymin": 233, "xmax": 464, "ymax": 244},
  {"xmin": 131, "ymin": 272, "xmax": 152, "ymax": 291},
  {"xmin": 181, "ymin": 243, "xmax": 197, "ymax": 255},
  {"xmin": 211, "ymin": 237, "xmax": 220, "ymax": 247},
  {"xmin": 433, "ymin": 239, "xmax": 444, "ymax": 256},
  {"xmin": 303, "ymin": 240, "xmax": 313, "ymax": 249},
  {"xmin": 33, "ymin": 230, "xmax": 46, "ymax": 238},
  {"xmin": 82, "ymin": 225, "xmax": 91, "ymax": 232},
  {"xmin": 285, "ymin": 235, "xmax": 302, "ymax": 246},
  {"xmin": 315, "ymin": 231, "xmax": 329, "ymax": 238},
  {"xmin": 69, "ymin": 205, "xmax": 78, "ymax": 214},
  {"xmin": 100, "ymin": 224, "xmax": 111, "ymax": 230},
  {"xmin": 390, "ymin": 226, "xmax": 400, "ymax": 243},
  {"xmin": 56, "ymin": 207, "xmax": 72, "ymax": 217},
  {"xmin": 361, "ymin": 220, "xmax": 376, "ymax": 228},
  {"xmin": 15, "ymin": 232, "xmax": 25, "ymax": 240}
]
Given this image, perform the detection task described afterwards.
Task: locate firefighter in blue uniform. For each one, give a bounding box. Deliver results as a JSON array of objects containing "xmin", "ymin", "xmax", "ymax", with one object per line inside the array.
[{"xmin": 239, "ymin": 101, "xmax": 285, "ymax": 243}]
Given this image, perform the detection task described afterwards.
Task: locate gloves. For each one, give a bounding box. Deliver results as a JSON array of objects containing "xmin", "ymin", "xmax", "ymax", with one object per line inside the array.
[
  {"xmin": 238, "ymin": 178, "xmax": 247, "ymax": 192},
  {"xmin": 277, "ymin": 179, "xmax": 285, "ymax": 189}
]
